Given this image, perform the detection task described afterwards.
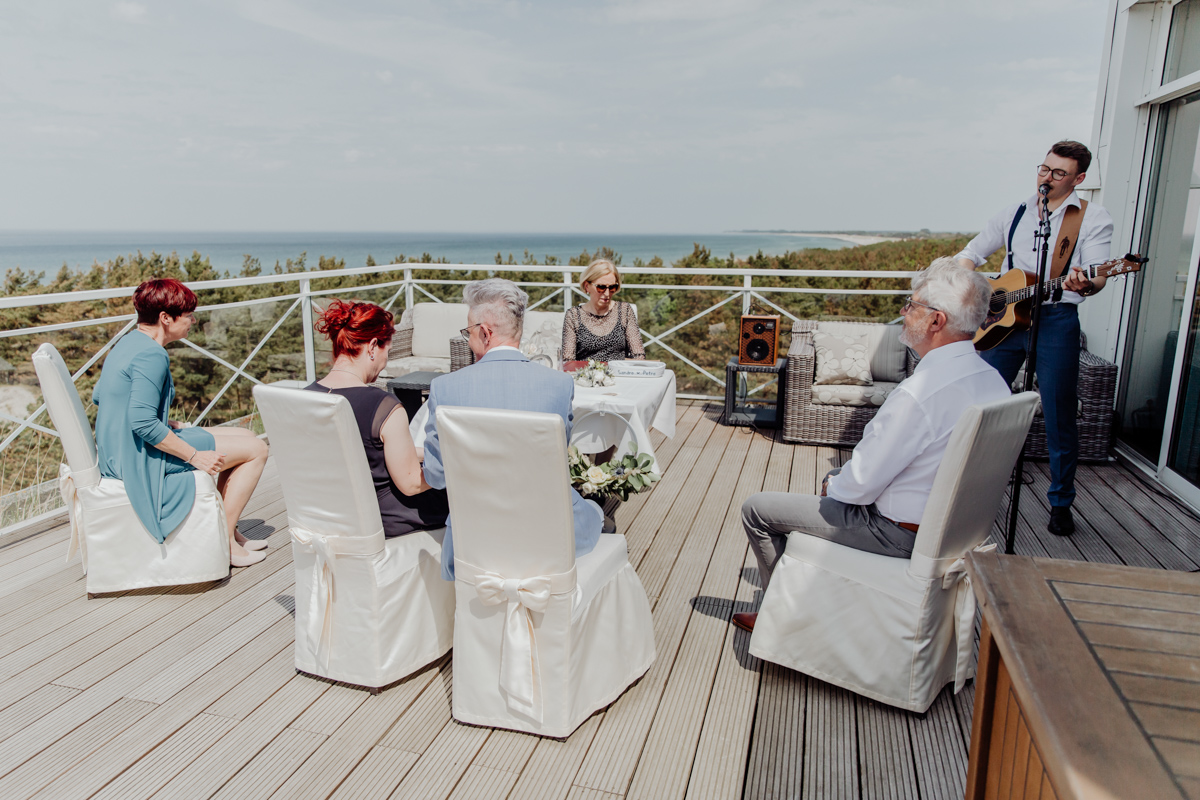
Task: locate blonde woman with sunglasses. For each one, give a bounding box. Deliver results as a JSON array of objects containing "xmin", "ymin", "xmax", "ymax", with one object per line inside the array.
[{"xmin": 561, "ymin": 259, "xmax": 646, "ymax": 362}]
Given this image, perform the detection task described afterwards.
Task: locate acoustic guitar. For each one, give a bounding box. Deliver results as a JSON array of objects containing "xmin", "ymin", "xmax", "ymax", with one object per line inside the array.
[{"xmin": 973, "ymin": 254, "xmax": 1147, "ymax": 351}]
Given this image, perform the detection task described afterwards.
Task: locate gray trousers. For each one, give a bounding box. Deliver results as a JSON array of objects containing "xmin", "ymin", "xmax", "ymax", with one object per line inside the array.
[{"xmin": 741, "ymin": 472, "xmax": 915, "ymax": 591}]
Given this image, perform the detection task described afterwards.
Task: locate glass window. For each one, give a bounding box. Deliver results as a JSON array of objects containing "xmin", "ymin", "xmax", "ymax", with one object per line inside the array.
[
  {"xmin": 1165, "ymin": 0, "xmax": 1200, "ymax": 85},
  {"xmin": 1118, "ymin": 92, "xmax": 1200, "ymax": 464}
]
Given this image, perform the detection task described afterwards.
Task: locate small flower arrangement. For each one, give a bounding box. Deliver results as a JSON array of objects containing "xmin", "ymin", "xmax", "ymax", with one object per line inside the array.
[
  {"xmin": 573, "ymin": 359, "xmax": 616, "ymax": 388},
  {"xmin": 568, "ymin": 442, "xmax": 661, "ymax": 502}
]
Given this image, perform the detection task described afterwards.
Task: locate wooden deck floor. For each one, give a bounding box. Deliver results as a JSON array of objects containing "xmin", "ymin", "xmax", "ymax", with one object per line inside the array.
[{"xmin": 0, "ymin": 400, "xmax": 1197, "ymax": 800}]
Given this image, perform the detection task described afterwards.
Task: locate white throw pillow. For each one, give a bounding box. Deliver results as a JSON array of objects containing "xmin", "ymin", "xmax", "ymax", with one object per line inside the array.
[{"xmin": 813, "ymin": 331, "xmax": 873, "ymax": 386}]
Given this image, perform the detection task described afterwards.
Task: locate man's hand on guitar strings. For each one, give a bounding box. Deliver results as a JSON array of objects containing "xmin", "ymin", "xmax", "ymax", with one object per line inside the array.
[{"xmin": 1063, "ymin": 266, "xmax": 1096, "ymax": 295}]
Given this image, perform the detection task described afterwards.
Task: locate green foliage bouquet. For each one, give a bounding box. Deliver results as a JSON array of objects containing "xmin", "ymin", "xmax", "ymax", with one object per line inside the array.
[{"xmin": 567, "ymin": 442, "xmax": 661, "ymax": 502}]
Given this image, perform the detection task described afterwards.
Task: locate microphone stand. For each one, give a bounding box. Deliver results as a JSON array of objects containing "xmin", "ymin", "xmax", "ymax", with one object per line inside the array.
[{"xmin": 1004, "ymin": 184, "xmax": 1052, "ymax": 554}]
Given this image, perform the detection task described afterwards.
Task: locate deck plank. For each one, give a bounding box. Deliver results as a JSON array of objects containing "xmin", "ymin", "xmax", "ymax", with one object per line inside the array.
[
  {"xmin": 573, "ymin": 408, "xmax": 738, "ymax": 796},
  {"xmin": 684, "ymin": 430, "xmax": 782, "ymax": 800},
  {"xmin": 150, "ymin": 677, "xmax": 332, "ymax": 800},
  {"xmin": 0, "ymin": 404, "xmax": 1192, "ymax": 799},
  {"xmin": 856, "ymin": 698, "xmax": 918, "ymax": 800}
]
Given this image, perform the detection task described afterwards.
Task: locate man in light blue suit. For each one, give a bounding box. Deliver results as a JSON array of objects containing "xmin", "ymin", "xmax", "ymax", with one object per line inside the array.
[{"xmin": 422, "ymin": 278, "xmax": 603, "ymax": 580}]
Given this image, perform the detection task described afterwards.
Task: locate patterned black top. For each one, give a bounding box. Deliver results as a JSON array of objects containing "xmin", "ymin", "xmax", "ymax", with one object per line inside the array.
[
  {"xmin": 561, "ymin": 301, "xmax": 646, "ymax": 362},
  {"xmin": 302, "ymin": 383, "xmax": 449, "ymax": 537}
]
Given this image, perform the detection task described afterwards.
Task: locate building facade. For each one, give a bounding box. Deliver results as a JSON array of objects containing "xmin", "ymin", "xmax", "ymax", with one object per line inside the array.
[{"xmin": 1082, "ymin": 0, "xmax": 1200, "ymax": 506}]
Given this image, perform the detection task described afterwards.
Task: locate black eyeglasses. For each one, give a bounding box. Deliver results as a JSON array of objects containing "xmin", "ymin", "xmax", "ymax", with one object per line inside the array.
[
  {"xmin": 902, "ymin": 296, "xmax": 940, "ymax": 314},
  {"xmin": 460, "ymin": 323, "xmax": 483, "ymax": 339},
  {"xmin": 1036, "ymin": 164, "xmax": 1071, "ymax": 181},
  {"xmin": 592, "ymin": 283, "xmax": 619, "ymax": 294}
]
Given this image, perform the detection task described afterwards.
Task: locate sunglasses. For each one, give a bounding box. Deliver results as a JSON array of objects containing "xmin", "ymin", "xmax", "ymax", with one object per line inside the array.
[{"xmin": 592, "ymin": 283, "xmax": 620, "ymax": 294}]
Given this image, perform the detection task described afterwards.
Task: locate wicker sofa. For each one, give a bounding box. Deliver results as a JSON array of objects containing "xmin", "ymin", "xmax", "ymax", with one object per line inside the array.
[
  {"xmin": 380, "ymin": 302, "xmax": 470, "ymax": 379},
  {"xmin": 785, "ymin": 317, "xmax": 1118, "ymax": 459},
  {"xmin": 782, "ymin": 320, "xmax": 918, "ymax": 447},
  {"xmin": 449, "ymin": 309, "xmax": 566, "ymax": 371}
]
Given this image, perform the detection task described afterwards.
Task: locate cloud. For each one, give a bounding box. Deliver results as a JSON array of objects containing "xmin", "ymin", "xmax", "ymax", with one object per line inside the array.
[
  {"xmin": 375, "ymin": 70, "xmax": 393, "ymax": 84},
  {"xmin": 605, "ymin": 0, "xmax": 762, "ymax": 23},
  {"xmin": 762, "ymin": 71, "xmax": 804, "ymax": 89},
  {"xmin": 111, "ymin": 2, "xmax": 147, "ymax": 23}
]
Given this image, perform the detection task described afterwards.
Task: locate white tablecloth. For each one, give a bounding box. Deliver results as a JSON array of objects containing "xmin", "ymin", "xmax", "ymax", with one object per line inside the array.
[{"xmin": 408, "ymin": 371, "xmax": 677, "ymax": 466}]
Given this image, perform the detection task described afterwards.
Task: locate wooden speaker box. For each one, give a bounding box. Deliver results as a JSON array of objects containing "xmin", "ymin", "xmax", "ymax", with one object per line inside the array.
[{"xmin": 738, "ymin": 315, "xmax": 780, "ymax": 366}]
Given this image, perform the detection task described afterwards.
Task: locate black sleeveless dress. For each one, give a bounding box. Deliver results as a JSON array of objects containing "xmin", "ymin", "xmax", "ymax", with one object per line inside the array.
[{"xmin": 303, "ymin": 383, "xmax": 449, "ymax": 537}]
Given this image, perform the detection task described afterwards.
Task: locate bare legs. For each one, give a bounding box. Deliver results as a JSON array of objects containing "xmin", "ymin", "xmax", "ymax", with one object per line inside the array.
[{"xmin": 208, "ymin": 427, "xmax": 269, "ymax": 563}]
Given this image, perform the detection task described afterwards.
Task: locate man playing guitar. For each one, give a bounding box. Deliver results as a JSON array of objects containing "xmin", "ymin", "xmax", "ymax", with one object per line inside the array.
[{"xmin": 956, "ymin": 141, "xmax": 1114, "ymax": 536}]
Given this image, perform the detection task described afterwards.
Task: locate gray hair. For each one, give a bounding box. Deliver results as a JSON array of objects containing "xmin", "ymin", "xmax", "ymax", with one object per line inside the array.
[
  {"xmin": 910, "ymin": 257, "xmax": 991, "ymax": 337},
  {"xmin": 462, "ymin": 278, "xmax": 528, "ymax": 340}
]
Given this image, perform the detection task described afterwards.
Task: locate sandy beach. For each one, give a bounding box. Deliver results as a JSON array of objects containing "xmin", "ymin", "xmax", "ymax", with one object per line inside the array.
[{"xmin": 783, "ymin": 232, "xmax": 903, "ymax": 246}]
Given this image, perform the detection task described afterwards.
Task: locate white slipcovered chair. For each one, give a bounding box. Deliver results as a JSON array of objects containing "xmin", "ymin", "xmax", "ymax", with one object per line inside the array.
[
  {"xmin": 437, "ymin": 405, "xmax": 655, "ymax": 737},
  {"xmin": 749, "ymin": 391, "xmax": 1040, "ymax": 713},
  {"xmin": 382, "ymin": 302, "xmax": 470, "ymax": 378},
  {"xmin": 31, "ymin": 343, "xmax": 230, "ymax": 595},
  {"xmin": 253, "ymin": 385, "xmax": 454, "ymax": 691}
]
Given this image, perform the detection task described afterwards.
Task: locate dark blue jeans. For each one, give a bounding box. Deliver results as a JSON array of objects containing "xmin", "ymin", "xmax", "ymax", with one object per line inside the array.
[{"xmin": 980, "ymin": 304, "xmax": 1080, "ymax": 508}]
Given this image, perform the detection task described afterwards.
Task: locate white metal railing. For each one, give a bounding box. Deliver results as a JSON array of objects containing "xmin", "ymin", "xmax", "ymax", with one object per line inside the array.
[{"xmin": 0, "ymin": 260, "xmax": 921, "ymax": 526}]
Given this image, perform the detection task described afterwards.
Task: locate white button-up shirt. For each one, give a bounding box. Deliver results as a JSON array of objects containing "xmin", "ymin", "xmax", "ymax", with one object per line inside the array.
[
  {"xmin": 825, "ymin": 340, "xmax": 1011, "ymax": 524},
  {"xmin": 955, "ymin": 191, "xmax": 1114, "ymax": 305}
]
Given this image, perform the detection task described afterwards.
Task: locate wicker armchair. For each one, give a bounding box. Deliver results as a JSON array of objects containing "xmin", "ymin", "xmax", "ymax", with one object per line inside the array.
[
  {"xmin": 782, "ymin": 320, "xmax": 916, "ymax": 447},
  {"xmin": 450, "ymin": 336, "xmax": 474, "ymax": 372}
]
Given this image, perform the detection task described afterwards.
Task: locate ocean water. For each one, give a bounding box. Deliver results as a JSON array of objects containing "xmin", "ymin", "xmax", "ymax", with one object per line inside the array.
[{"xmin": 0, "ymin": 231, "xmax": 853, "ymax": 278}]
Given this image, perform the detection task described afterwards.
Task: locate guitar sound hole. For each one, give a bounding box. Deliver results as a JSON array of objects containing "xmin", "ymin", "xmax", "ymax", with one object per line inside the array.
[{"xmin": 989, "ymin": 291, "xmax": 1006, "ymax": 314}]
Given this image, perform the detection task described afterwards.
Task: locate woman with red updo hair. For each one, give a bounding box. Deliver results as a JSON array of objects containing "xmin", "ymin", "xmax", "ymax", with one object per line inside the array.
[
  {"xmin": 306, "ymin": 301, "xmax": 448, "ymax": 537},
  {"xmin": 92, "ymin": 278, "xmax": 270, "ymax": 569}
]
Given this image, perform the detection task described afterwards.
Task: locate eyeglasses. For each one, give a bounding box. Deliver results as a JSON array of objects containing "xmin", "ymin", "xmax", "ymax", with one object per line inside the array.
[
  {"xmin": 902, "ymin": 296, "xmax": 940, "ymax": 314},
  {"xmin": 460, "ymin": 323, "xmax": 483, "ymax": 339},
  {"xmin": 592, "ymin": 283, "xmax": 620, "ymax": 294},
  {"xmin": 1036, "ymin": 164, "xmax": 1071, "ymax": 181}
]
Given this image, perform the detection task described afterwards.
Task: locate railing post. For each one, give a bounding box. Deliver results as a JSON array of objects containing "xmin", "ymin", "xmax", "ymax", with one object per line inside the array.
[
  {"xmin": 743, "ymin": 274, "xmax": 752, "ymax": 315},
  {"xmin": 404, "ymin": 267, "xmax": 414, "ymax": 312},
  {"xmin": 563, "ymin": 270, "xmax": 572, "ymax": 311},
  {"xmin": 300, "ymin": 278, "xmax": 316, "ymax": 383}
]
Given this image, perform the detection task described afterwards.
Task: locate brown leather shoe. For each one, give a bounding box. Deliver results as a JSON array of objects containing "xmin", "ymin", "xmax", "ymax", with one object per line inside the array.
[{"xmin": 732, "ymin": 612, "xmax": 757, "ymax": 633}]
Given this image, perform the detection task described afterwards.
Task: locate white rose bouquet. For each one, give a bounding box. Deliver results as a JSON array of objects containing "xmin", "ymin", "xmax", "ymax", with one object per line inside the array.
[
  {"xmin": 573, "ymin": 359, "xmax": 616, "ymax": 388},
  {"xmin": 567, "ymin": 442, "xmax": 661, "ymax": 502}
]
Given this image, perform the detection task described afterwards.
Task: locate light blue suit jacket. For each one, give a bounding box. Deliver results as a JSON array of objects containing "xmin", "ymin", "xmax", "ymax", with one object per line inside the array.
[{"xmin": 422, "ymin": 348, "xmax": 603, "ymax": 580}]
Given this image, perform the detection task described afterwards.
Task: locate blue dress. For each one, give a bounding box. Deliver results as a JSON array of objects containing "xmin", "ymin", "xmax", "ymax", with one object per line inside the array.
[{"xmin": 92, "ymin": 330, "xmax": 216, "ymax": 542}]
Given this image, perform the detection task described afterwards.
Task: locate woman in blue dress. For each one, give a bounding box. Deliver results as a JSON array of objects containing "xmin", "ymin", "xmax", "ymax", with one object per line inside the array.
[{"xmin": 92, "ymin": 279, "xmax": 270, "ymax": 568}]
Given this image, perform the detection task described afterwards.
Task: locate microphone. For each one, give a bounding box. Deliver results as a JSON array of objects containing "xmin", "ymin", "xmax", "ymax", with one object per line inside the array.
[{"xmin": 1038, "ymin": 183, "xmax": 1050, "ymax": 196}]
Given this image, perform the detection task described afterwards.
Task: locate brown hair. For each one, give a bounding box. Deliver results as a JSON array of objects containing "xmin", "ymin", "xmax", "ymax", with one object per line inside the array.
[
  {"xmin": 314, "ymin": 301, "xmax": 395, "ymax": 359},
  {"xmin": 1048, "ymin": 140, "xmax": 1092, "ymax": 174}
]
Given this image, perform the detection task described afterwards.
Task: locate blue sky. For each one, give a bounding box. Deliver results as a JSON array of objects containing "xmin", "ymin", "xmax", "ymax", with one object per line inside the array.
[{"xmin": 1, "ymin": 0, "xmax": 1109, "ymax": 233}]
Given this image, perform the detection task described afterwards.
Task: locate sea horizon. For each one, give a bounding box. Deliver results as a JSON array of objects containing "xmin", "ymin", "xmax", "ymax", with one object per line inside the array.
[{"xmin": 0, "ymin": 230, "xmax": 856, "ymax": 279}]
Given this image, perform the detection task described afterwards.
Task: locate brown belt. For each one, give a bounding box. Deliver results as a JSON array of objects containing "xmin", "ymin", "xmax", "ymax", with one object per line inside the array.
[{"xmin": 887, "ymin": 518, "xmax": 919, "ymax": 534}]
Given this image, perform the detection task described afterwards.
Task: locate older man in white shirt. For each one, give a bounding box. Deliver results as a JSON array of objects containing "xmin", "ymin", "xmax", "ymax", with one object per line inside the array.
[{"xmin": 733, "ymin": 258, "xmax": 1010, "ymax": 633}]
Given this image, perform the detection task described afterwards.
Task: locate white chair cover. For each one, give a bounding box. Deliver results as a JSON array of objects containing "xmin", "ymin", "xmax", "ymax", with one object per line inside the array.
[
  {"xmin": 438, "ymin": 405, "xmax": 655, "ymax": 737},
  {"xmin": 32, "ymin": 343, "xmax": 230, "ymax": 594},
  {"xmin": 253, "ymin": 385, "xmax": 454, "ymax": 689},
  {"xmin": 749, "ymin": 391, "xmax": 1040, "ymax": 712}
]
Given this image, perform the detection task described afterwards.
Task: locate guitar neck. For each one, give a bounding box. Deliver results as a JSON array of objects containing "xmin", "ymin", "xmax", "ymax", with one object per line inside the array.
[{"xmin": 1007, "ymin": 263, "xmax": 1103, "ymax": 303}]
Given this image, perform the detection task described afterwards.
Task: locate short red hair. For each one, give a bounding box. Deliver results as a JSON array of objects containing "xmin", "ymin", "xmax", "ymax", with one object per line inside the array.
[
  {"xmin": 133, "ymin": 279, "xmax": 198, "ymax": 325},
  {"xmin": 314, "ymin": 301, "xmax": 395, "ymax": 360}
]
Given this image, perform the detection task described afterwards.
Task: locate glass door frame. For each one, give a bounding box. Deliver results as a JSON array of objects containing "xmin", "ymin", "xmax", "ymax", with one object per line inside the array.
[{"xmin": 1156, "ymin": 192, "xmax": 1200, "ymax": 504}]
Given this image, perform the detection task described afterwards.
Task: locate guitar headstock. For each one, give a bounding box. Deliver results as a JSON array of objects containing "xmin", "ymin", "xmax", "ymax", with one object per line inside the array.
[{"xmin": 1098, "ymin": 254, "xmax": 1148, "ymax": 277}]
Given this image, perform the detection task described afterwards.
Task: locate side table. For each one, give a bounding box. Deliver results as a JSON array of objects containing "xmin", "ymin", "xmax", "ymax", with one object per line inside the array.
[
  {"xmin": 387, "ymin": 371, "xmax": 441, "ymax": 423},
  {"xmin": 724, "ymin": 358, "xmax": 786, "ymax": 428}
]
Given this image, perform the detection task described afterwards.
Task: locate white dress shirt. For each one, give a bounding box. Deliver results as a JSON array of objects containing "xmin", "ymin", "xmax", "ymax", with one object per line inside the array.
[
  {"xmin": 825, "ymin": 340, "xmax": 1011, "ymax": 524},
  {"xmin": 955, "ymin": 190, "xmax": 1114, "ymax": 305}
]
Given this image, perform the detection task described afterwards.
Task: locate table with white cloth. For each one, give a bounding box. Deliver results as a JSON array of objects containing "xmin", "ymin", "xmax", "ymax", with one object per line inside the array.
[{"xmin": 408, "ymin": 371, "xmax": 677, "ymax": 467}]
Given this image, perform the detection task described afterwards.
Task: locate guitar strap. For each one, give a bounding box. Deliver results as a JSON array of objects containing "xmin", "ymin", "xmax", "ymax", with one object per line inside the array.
[
  {"xmin": 1049, "ymin": 199, "xmax": 1088, "ymax": 301},
  {"xmin": 1006, "ymin": 203, "xmax": 1025, "ymax": 274}
]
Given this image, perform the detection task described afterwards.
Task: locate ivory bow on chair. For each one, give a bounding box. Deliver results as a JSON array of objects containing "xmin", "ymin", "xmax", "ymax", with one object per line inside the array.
[
  {"xmin": 461, "ymin": 561, "xmax": 577, "ymax": 723},
  {"xmin": 908, "ymin": 542, "xmax": 996, "ymax": 693},
  {"xmin": 290, "ymin": 525, "xmax": 384, "ymax": 670},
  {"xmin": 58, "ymin": 463, "xmax": 95, "ymax": 572}
]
